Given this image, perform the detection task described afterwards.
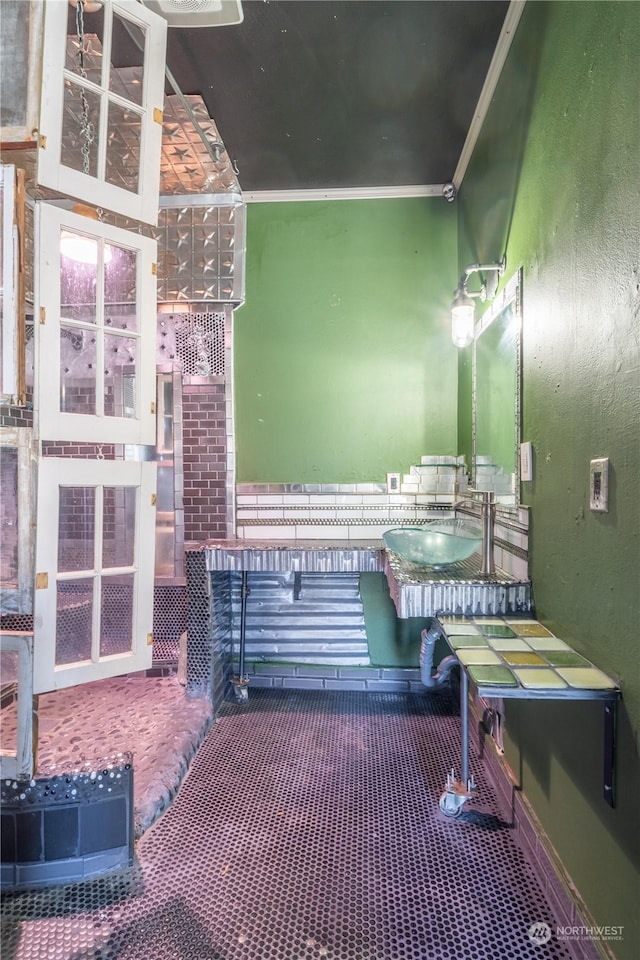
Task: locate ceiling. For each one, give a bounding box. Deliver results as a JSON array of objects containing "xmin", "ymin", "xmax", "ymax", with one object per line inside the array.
[{"xmin": 161, "ymin": 0, "xmax": 511, "ymax": 194}]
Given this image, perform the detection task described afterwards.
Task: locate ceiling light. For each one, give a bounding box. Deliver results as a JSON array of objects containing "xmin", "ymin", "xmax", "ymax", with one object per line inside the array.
[
  {"xmin": 60, "ymin": 232, "xmax": 112, "ymax": 265},
  {"xmin": 450, "ymin": 257, "xmax": 506, "ymax": 348},
  {"xmin": 450, "ymin": 288, "xmax": 477, "ymax": 348},
  {"xmin": 60, "ymin": 204, "xmax": 112, "ymax": 265},
  {"xmin": 141, "ymin": 0, "xmax": 243, "ymax": 28}
]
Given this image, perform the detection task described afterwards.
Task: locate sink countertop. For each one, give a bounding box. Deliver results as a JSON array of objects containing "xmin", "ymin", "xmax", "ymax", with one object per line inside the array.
[
  {"xmin": 194, "ymin": 539, "xmax": 532, "ymax": 617},
  {"xmin": 199, "ymin": 539, "xmax": 384, "ymax": 551},
  {"xmin": 382, "ymin": 551, "xmax": 532, "ymax": 618}
]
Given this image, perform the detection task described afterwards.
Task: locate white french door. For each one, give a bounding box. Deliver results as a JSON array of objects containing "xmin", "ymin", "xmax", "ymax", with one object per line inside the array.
[
  {"xmin": 33, "ymin": 457, "xmax": 156, "ymax": 694},
  {"xmin": 38, "ymin": 0, "xmax": 166, "ymax": 225},
  {"xmin": 31, "ymin": 0, "xmax": 165, "ymax": 695},
  {"xmin": 36, "ymin": 202, "xmax": 157, "ymax": 445}
]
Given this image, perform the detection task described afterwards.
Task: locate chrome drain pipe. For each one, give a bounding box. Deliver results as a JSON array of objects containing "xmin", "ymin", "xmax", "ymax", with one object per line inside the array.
[
  {"xmin": 419, "ymin": 622, "xmax": 458, "ymax": 688},
  {"xmin": 231, "ymin": 571, "xmax": 250, "ymax": 703},
  {"xmin": 420, "ymin": 622, "xmax": 477, "ymax": 817}
]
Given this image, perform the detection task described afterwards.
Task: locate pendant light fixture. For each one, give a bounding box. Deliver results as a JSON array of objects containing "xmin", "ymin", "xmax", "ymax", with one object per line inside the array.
[{"xmin": 451, "ymin": 257, "xmax": 506, "ymax": 348}]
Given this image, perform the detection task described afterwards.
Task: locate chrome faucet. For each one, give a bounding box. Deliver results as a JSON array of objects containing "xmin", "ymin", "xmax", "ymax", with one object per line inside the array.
[{"xmin": 454, "ymin": 489, "xmax": 496, "ymax": 577}]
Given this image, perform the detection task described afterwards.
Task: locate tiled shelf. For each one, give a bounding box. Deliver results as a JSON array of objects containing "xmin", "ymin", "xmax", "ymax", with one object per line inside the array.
[
  {"xmin": 438, "ymin": 616, "xmax": 620, "ymax": 700},
  {"xmin": 437, "ymin": 615, "xmax": 621, "ymax": 807}
]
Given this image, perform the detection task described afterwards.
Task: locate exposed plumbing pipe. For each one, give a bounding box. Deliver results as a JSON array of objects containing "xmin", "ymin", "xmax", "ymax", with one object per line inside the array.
[
  {"xmin": 239, "ymin": 570, "xmax": 248, "ymax": 679},
  {"xmin": 419, "ymin": 622, "xmax": 459, "ymax": 688},
  {"xmin": 420, "ymin": 621, "xmax": 477, "ymax": 817},
  {"xmin": 231, "ymin": 571, "xmax": 250, "ymax": 703}
]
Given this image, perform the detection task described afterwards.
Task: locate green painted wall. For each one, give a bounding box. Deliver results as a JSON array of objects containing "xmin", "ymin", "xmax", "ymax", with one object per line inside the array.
[
  {"xmin": 235, "ymin": 199, "xmax": 458, "ymax": 482},
  {"xmin": 458, "ymin": 3, "xmax": 640, "ymax": 956},
  {"xmin": 360, "ymin": 572, "xmax": 443, "ymax": 668}
]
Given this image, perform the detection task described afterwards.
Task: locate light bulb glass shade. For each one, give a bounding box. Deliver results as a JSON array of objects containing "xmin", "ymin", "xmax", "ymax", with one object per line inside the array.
[
  {"xmin": 451, "ymin": 289, "xmax": 476, "ymax": 348},
  {"xmin": 60, "ymin": 231, "xmax": 113, "ymax": 265}
]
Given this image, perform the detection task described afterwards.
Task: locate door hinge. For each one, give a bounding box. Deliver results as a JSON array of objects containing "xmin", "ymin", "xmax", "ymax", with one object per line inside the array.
[
  {"xmin": 35, "ymin": 572, "xmax": 48, "ymax": 589},
  {"xmin": 39, "ymin": 307, "xmax": 46, "ymax": 324},
  {"xmin": 151, "ymin": 262, "xmax": 157, "ymax": 276},
  {"xmin": 38, "ymin": 134, "xmax": 47, "ymax": 150},
  {"xmin": 150, "ymin": 401, "xmax": 156, "ymax": 414},
  {"xmin": 153, "ymin": 107, "xmax": 163, "ymax": 125},
  {"xmin": 147, "ymin": 633, "xmax": 153, "ymax": 646},
  {"xmin": 151, "ymin": 493, "xmax": 157, "ymax": 506}
]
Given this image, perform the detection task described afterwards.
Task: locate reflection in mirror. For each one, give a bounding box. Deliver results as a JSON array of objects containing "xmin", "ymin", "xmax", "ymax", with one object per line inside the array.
[{"xmin": 472, "ymin": 270, "xmax": 521, "ymax": 505}]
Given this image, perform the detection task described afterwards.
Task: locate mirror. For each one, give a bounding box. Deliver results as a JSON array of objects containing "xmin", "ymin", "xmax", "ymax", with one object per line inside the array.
[{"xmin": 472, "ymin": 269, "xmax": 522, "ymax": 505}]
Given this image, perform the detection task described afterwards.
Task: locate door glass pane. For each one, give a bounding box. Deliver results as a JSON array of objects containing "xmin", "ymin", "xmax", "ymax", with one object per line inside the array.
[
  {"xmin": 155, "ymin": 376, "xmax": 176, "ymax": 577},
  {"xmin": 64, "ymin": 4, "xmax": 104, "ymax": 82},
  {"xmin": 105, "ymin": 245, "xmax": 137, "ymax": 331},
  {"xmin": 110, "ymin": 14, "xmax": 146, "ymax": 107},
  {"xmin": 101, "ymin": 574, "xmax": 134, "ymax": 656},
  {"xmin": 60, "ymin": 325, "xmax": 97, "ymax": 415},
  {"xmin": 105, "ymin": 100, "xmax": 141, "ymax": 193},
  {"xmin": 0, "ymin": 446, "xmax": 19, "ymax": 587},
  {"xmin": 103, "ymin": 486, "xmax": 136, "ymax": 568},
  {"xmin": 0, "ymin": 649, "xmax": 18, "ymax": 759},
  {"xmin": 105, "ymin": 338, "xmax": 137, "ymax": 418},
  {"xmin": 60, "ymin": 232, "xmax": 98, "ymax": 322},
  {"xmin": 56, "ymin": 579, "xmax": 93, "ymax": 664},
  {"xmin": 61, "ymin": 80, "xmax": 101, "ymax": 178},
  {"xmin": 1, "ymin": 0, "xmax": 31, "ymax": 130},
  {"xmin": 58, "ymin": 486, "xmax": 95, "ymax": 571}
]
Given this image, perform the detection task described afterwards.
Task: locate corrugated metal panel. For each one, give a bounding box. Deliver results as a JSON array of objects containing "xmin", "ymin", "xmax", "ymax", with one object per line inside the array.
[
  {"xmin": 383, "ymin": 554, "xmax": 532, "ymax": 618},
  {"xmin": 230, "ymin": 572, "xmax": 370, "ymax": 666},
  {"xmin": 205, "ymin": 543, "xmax": 384, "ymax": 573}
]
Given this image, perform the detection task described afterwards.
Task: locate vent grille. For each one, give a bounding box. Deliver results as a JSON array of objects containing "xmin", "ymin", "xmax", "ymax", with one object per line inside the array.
[
  {"xmin": 157, "ymin": 311, "xmax": 226, "ymax": 377},
  {"xmin": 142, "ymin": 0, "xmax": 244, "ymax": 28}
]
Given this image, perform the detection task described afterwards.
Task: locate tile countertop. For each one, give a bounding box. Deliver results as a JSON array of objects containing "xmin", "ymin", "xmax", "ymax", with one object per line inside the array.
[{"xmin": 438, "ymin": 616, "xmax": 620, "ymax": 700}]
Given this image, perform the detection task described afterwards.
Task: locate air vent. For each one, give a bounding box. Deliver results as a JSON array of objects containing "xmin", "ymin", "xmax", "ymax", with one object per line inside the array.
[
  {"xmin": 157, "ymin": 310, "xmax": 227, "ymax": 378},
  {"xmin": 142, "ymin": 0, "xmax": 243, "ymax": 28}
]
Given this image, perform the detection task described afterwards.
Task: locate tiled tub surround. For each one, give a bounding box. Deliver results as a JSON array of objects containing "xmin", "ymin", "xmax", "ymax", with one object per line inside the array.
[
  {"xmin": 0, "ymin": 676, "xmax": 213, "ymax": 842},
  {"xmin": 0, "ymin": 404, "xmax": 33, "ymax": 429}
]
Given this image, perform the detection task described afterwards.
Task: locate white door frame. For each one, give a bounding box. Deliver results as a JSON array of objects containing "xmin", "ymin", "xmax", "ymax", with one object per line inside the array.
[{"xmin": 33, "ymin": 457, "xmax": 156, "ymax": 694}]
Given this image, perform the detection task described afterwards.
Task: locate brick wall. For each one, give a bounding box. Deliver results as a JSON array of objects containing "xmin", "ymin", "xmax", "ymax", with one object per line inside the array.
[
  {"xmin": 41, "ymin": 443, "xmax": 116, "ymax": 459},
  {"xmin": 0, "ymin": 405, "xmax": 33, "ymax": 428},
  {"xmin": 182, "ymin": 383, "xmax": 227, "ymax": 541}
]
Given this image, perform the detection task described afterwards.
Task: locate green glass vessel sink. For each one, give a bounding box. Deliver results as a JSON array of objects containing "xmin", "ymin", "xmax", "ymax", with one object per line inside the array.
[{"xmin": 383, "ymin": 519, "xmax": 483, "ymax": 568}]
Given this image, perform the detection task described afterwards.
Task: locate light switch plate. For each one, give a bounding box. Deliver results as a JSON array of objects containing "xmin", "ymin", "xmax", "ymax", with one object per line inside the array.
[
  {"xmin": 520, "ymin": 442, "xmax": 533, "ymax": 482},
  {"xmin": 590, "ymin": 458, "xmax": 609, "ymax": 512},
  {"xmin": 386, "ymin": 472, "xmax": 401, "ymax": 494}
]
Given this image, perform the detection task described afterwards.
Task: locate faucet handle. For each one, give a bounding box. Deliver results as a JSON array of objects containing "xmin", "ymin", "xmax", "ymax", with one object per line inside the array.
[{"xmin": 466, "ymin": 488, "xmax": 496, "ymax": 503}]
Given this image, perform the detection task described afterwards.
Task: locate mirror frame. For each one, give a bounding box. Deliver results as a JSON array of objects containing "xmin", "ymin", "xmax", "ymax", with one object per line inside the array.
[{"xmin": 471, "ymin": 268, "xmax": 522, "ymax": 506}]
